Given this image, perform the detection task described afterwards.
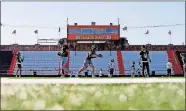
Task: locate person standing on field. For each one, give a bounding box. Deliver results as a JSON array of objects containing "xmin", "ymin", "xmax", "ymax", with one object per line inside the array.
[
  {"xmin": 166, "ymin": 59, "xmax": 172, "ymax": 77},
  {"xmin": 139, "ymin": 45, "xmax": 151, "ymax": 77}
]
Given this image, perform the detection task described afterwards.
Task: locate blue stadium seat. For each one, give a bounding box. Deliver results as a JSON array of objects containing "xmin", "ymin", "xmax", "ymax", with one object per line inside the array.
[
  {"xmin": 69, "ymin": 51, "xmax": 119, "ymax": 75},
  {"xmin": 122, "ymin": 51, "xmax": 174, "ymax": 76},
  {"xmin": 14, "ymin": 51, "xmax": 60, "ymax": 75},
  {"xmin": 149, "ymin": 51, "xmax": 173, "ymax": 75},
  {"xmin": 122, "ymin": 51, "xmax": 140, "ymax": 75},
  {"xmin": 13, "ymin": 51, "xmax": 172, "ymax": 76}
]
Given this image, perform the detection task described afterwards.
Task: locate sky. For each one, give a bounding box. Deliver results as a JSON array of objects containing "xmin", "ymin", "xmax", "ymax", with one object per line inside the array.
[{"xmin": 1, "ymin": 2, "xmax": 185, "ymax": 45}]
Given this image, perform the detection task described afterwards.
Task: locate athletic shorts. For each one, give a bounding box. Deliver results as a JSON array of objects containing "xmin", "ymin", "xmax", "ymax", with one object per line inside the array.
[
  {"xmin": 17, "ymin": 64, "xmax": 22, "ymax": 68},
  {"xmin": 84, "ymin": 59, "xmax": 93, "ymax": 67},
  {"xmin": 110, "ymin": 68, "xmax": 114, "ymax": 74},
  {"xmin": 167, "ymin": 68, "xmax": 171, "ymax": 74},
  {"xmin": 61, "ymin": 57, "xmax": 68, "ymax": 66}
]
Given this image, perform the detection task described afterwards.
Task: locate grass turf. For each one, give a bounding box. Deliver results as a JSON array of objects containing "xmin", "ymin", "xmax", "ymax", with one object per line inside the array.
[{"xmin": 1, "ymin": 83, "xmax": 185, "ymax": 110}]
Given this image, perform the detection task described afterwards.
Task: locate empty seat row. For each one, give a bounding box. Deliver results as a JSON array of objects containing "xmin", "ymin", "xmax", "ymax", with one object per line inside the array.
[
  {"xmin": 13, "ymin": 51, "xmax": 173, "ymax": 76},
  {"xmin": 122, "ymin": 51, "xmax": 173, "ymax": 75}
]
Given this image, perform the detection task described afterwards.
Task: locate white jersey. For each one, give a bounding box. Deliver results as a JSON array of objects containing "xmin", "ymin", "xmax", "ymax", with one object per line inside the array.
[
  {"xmin": 108, "ymin": 62, "xmax": 115, "ymax": 69},
  {"xmin": 166, "ymin": 62, "xmax": 172, "ymax": 69},
  {"xmin": 180, "ymin": 53, "xmax": 185, "ymax": 60},
  {"xmin": 99, "ymin": 70, "xmax": 103, "ymax": 74},
  {"xmin": 99, "ymin": 70, "xmax": 103, "ymax": 76}
]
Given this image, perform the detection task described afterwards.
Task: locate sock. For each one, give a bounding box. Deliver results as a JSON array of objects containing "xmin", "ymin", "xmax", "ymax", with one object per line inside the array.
[{"xmin": 91, "ymin": 69, "xmax": 94, "ymax": 75}]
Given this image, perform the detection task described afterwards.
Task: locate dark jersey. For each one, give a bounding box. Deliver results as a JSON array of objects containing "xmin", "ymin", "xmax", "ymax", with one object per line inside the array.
[
  {"xmin": 86, "ymin": 50, "xmax": 96, "ymax": 60},
  {"xmin": 140, "ymin": 51, "xmax": 149, "ymax": 62},
  {"xmin": 61, "ymin": 45, "xmax": 69, "ymax": 57},
  {"xmin": 17, "ymin": 56, "xmax": 23, "ymax": 64}
]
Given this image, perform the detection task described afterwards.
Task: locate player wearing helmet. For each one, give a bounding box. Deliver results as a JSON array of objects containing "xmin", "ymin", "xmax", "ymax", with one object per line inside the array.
[
  {"xmin": 16, "ymin": 52, "xmax": 24, "ymax": 77},
  {"xmin": 57, "ymin": 39, "xmax": 72, "ymax": 77},
  {"xmin": 76, "ymin": 45, "xmax": 103, "ymax": 77}
]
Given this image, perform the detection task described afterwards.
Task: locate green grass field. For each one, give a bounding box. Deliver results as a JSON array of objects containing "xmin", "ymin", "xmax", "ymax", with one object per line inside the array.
[{"xmin": 1, "ymin": 82, "xmax": 185, "ymax": 110}]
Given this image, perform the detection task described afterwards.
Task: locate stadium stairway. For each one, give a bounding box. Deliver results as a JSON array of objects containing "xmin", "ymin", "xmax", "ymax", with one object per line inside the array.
[
  {"xmin": 122, "ymin": 51, "xmax": 174, "ymax": 76},
  {"xmin": 167, "ymin": 50, "xmax": 183, "ymax": 75},
  {"xmin": 0, "ymin": 51, "xmax": 13, "ymax": 76},
  {"xmin": 117, "ymin": 51, "xmax": 124, "ymax": 75},
  {"xmin": 8, "ymin": 50, "xmax": 18, "ymax": 75},
  {"xmin": 69, "ymin": 51, "xmax": 119, "ymax": 75}
]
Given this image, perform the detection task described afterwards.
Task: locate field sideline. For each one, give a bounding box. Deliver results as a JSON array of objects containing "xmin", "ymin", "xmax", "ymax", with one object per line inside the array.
[{"xmin": 1, "ymin": 77, "xmax": 185, "ymax": 84}]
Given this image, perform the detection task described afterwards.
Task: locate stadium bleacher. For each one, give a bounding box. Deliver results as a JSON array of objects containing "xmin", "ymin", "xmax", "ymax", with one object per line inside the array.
[
  {"xmin": 13, "ymin": 51, "xmax": 60, "ymax": 75},
  {"xmin": 70, "ymin": 51, "xmax": 119, "ymax": 75},
  {"xmin": 0, "ymin": 45, "xmax": 185, "ymax": 77},
  {"xmin": 149, "ymin": 51, "xmax": 173, "ymax": 75},
  {"xmin": 122, "ymin": 51, "xmax": 140, "ymax": 75},
  {"xmin": 122, "ymin": 51, "xmax": 173, "ymax": 76}
]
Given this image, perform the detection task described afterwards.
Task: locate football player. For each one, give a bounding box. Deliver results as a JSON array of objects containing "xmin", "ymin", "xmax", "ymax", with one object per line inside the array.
[
  {"xmin": 57, "ymin": 39, "xmax": 72, "ymax": 77},
  {"xmin": 16, "ymin": 52, "xmax": 24, "ymax": 77},
  {"xmin": 76, "ymin": 45, "xmax": 103, "ymax": 77},
  {"xmin": 140, "ymin": 45, "xmax": 151, "ymax": 77},
  {"xmin": 108, "ymin": 59, "xmax": 116, "ymax": 77}
]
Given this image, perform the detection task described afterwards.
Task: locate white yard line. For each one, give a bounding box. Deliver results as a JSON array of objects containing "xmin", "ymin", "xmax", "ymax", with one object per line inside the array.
[{"xmin": 1, "ymin": 78, "xmax": 185, "ymax": 84}]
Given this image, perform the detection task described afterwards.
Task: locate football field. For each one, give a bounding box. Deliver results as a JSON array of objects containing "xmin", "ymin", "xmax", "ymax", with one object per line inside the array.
[{"xmin": 1, "ymin": 78, "xmax": 185, "ymax": 110}]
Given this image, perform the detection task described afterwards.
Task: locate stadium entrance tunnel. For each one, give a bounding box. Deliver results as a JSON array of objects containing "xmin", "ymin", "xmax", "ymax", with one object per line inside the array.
[{"xmin": 0, "ymin": 51, "xmax": 13, "ymax": 76}]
